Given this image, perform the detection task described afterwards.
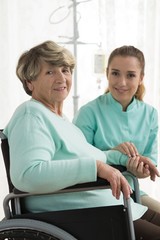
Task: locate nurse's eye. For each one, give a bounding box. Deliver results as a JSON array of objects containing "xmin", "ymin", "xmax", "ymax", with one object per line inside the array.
[
  {"xmin": 111, "ymin": 71, "xmax": 119, "ymax": 76},
  {"xmin": 127, "ymin": 73, "xmax": 136, "ymax": 79}
]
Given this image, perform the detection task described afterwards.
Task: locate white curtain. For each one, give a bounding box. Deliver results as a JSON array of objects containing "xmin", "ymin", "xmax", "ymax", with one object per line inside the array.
[{"xmin": 0, "ymin": 0, "xmax": 160, "ymax": 218}]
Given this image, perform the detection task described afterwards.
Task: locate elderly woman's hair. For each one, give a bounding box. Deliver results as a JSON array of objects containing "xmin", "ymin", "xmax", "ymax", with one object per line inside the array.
[
  {"xmin": 16, "ymin": 40, "xmax": 76, "ymax": 95},
  {"xmin": 105, "ymin": 45, "xmax": 145, "ymax": 100}
]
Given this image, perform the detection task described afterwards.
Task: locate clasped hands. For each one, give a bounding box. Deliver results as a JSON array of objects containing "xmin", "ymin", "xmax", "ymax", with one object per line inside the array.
[
  {"xmin": 96, "ymin": 142, "xmax": 159, "ymax": 201},
  {"xmin": 113, "ymin": 142, "xmax": 160, "ymax": 181}
]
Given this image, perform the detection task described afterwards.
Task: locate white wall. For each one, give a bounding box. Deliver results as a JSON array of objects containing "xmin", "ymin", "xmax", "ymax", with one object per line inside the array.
[{"xmin": 0, "ymin": 0, "xmax": 160, "ymax": 219}]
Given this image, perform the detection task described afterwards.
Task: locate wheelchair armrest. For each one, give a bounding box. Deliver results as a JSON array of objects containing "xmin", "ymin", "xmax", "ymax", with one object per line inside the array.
[
  {"xmin": 4, "ymin": 176, "xmax": 134, "ymax": 221},
  {"xmin": 55, "ymin": 177, "xmax": 110, "ymax": 191},
  {"xmin": 12, "ymin": 177, "xmax": 109, "ymax": 195},
  {"xmin": 4, "ymin": 177, "xmax": 111, "ymax": 219}
]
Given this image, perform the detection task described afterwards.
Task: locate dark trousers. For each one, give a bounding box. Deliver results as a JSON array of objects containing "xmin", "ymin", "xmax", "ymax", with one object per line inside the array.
[{"xmin": 134, "ymin": 209, "xmax": 160, "ymax": 240}]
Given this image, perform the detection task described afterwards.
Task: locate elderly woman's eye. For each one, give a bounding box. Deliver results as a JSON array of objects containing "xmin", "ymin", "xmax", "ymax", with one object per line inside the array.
[
  {"xmin": 62, "ymin": 67, "xmax": 70, "ymax": 73},
  {"xmin": 46, "ymin": 71, "xmax": 53, "ymax": 75}
]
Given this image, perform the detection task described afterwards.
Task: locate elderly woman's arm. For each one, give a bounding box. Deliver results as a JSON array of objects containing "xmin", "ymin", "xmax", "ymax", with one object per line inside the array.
[{"xmin": 6, "ymin": 113, "xmax": 98, "ymax": 193}]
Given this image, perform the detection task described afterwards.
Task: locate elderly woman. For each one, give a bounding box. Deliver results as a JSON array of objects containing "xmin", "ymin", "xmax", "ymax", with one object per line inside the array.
[{"xmin": 3, "ymin": 41, "xmax": 160, "ymax": 239}]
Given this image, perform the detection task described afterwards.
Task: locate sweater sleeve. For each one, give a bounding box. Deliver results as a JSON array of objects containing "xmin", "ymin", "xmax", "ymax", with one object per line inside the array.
[
  {"xmin": 103, "ymin": 150, "xmax": 129, "ymax": 166},
  {"xmin": 6, "ymin": 113, "xmax": 97, "ymax": 194},
  {"xmin": 142, "ymin": 108, "xmax": 158, "ymax": 166}
]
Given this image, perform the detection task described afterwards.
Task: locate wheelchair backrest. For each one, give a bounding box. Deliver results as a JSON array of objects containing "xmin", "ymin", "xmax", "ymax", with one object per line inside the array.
[{"xmin": 0, "ymin": 130, "xmax": 14, "ymax": 193}]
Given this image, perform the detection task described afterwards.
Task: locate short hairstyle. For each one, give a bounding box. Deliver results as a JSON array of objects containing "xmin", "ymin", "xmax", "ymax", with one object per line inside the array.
[
  {"xmin": 16, "ymin": 40, "xmax": 76, "ymax": 95},
  {"xmin": 105, "ymin": 45, "xmax": 145, "ymax": 100}
]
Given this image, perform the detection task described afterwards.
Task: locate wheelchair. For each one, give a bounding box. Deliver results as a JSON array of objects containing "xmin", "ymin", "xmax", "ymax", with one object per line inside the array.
[{"xmin": 0, "ymin": 129, "xmax": 139, "ymax": 240}]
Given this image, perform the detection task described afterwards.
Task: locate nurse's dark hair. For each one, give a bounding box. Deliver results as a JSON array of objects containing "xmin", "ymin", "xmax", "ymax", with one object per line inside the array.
[
  {"xmin": 105, "ymin": 45, "xmax": 145, "ymax": 100},
  {"xmin": 16, "ymin": 40, "xmax": 75, "ymax": 96}
]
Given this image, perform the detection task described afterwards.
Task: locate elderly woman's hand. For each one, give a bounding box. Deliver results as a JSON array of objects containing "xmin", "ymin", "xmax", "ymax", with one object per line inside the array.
[
  {"xmin": 127, "ymin": 155, "xmax": 160, "ymax": 181},
  {"xmin": 138, "ymin": 156, "xmax": 160, "ymax": 181},
  {"xmin": 127, "ymin": 156, "xmax": 150, "ymax": 178},
  {"xmin": 112, "ymin": 142, "xmax": 138, "ymax": 158},
  {"xmin": 96, "ymin": 160, "xmax": 132, "ymax": 200}
]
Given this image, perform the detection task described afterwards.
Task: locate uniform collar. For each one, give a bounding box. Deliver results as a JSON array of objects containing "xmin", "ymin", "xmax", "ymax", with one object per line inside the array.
[{"xmin": 107, "ymin": 92, "xmax": 137, "ymax": 112}]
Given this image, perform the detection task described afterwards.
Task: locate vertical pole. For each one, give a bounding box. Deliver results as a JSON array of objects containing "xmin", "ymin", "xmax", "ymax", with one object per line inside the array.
[{"xmin": 72, "ymin": 0, "xmax": 79, "ymax": 116}]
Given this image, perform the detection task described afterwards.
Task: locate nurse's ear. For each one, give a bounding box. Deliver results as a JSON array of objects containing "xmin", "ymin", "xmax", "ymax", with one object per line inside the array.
[
  {"xmin": 106, "ymin": 67, "xmax": 109, "ymax": 78},
  {"xmin": 139, "ymin": 73, "xmax": 144, "ymax": 85}
]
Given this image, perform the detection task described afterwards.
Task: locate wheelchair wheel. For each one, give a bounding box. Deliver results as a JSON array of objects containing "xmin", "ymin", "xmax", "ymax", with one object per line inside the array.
[{"xmin": 0, "ymin": 219, "xmax": 77, "ymax": 240}]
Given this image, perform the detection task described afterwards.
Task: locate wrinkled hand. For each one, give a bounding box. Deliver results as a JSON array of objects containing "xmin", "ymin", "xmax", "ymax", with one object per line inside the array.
[
  {"xmin": 127, "ymin": 156, "xmax": 150, "ymax": 178},
  {"xmin": 96, "ymin": 160, "xmax": 132, "ymax": 200},
  {"xmin": 112, "ymin": 142, "xmax": 138, "ymax": 157},
  {"xmin": 138, "ymin": 156, "xmax": 160, "ymax": 181}
]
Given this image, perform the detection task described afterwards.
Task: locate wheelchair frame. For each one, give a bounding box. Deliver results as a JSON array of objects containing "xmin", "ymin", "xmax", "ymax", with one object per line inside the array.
[{"xmin": 0, "ymin": 129, "xmax": 136, "ymax": 240}]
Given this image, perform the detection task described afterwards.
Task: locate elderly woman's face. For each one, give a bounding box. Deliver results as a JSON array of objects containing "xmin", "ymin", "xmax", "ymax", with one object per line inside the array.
[{"xmin": 27, "ymin": 62, "xmax": 72, "ymax": 110}]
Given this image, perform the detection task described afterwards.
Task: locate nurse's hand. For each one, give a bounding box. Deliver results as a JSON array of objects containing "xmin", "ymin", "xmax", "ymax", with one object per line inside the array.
[
  {"xmin": 96, "ymin": 160, "xmax": 132, "ymax": 200},
  {"xmin": 112, "ymin": 142, "xmax": 138, "ymax": 158}
]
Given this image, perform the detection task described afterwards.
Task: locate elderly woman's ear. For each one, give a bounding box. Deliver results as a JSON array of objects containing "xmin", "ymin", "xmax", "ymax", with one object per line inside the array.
[{"xmin": 26, "ymin": 80, "xmax": 34, "ymax": 92}]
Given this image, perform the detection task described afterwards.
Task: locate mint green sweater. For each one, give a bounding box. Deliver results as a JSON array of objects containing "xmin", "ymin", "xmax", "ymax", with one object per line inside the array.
[{"xmin": 4, "ymin": 98, "xmax": 147, "ymax": 220}]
